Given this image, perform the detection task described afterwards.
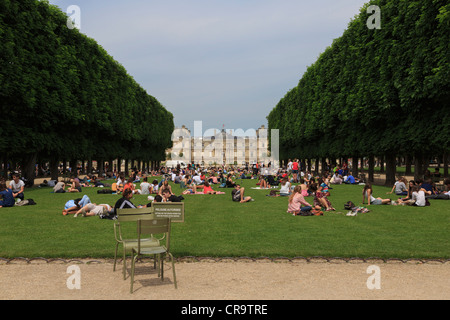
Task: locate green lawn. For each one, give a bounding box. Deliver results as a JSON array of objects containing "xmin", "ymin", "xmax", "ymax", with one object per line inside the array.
[{"xmin": 0, "ymin": 178, "xmax": 449, "ymax": 259}]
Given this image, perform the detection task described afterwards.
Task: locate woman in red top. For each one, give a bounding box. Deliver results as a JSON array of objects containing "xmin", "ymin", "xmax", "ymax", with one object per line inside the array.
[
  {"xmin": 122, "ymin": 181, "xmax": 135, "ymax": 194},
  {"xmin": 195, "ymin": 182, "xmax": 224, "ymax": 194}
]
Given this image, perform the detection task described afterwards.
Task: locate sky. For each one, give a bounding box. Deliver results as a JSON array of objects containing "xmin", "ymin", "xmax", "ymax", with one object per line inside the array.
[{"xmin": 48, "ymin": 0, "xmax": 369, "ymax": 133}]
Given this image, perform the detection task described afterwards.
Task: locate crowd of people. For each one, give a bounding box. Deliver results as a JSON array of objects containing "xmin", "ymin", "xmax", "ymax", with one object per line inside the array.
[{"xmin": 1, "ymin": 161, "xmax": 449, "ymax": 216}]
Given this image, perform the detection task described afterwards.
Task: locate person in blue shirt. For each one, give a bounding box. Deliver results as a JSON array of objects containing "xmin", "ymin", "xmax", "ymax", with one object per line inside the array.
[
  {"xmin": 344, "ymin": 175, "xmax": 359, "ymax": 184},
  {"xmin": 0, "ymin": 182, "xmax": 15, "ymax": 208}
]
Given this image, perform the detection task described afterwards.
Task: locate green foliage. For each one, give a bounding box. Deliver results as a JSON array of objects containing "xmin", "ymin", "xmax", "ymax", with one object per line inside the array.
[
  {"xmin": 0, "ymin": 0, "xmax": 174, "ymax": 170},
  {"xmin": 268, "ymin": 0, "xmax": 449, "ymax": 161}
]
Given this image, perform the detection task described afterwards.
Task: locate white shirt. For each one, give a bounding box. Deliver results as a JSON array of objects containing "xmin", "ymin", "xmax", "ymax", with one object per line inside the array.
[
  {"xmin": 193, "ymin": 175, "xmax": 203, "ymax": 184},
  {"xmin": 279, "ymin": 182, "xmax": 291, "ymax": 194},
  {"xmin": 10, "ymin": 180, "xmax": 25, "ymax": 193},
  {"xmin": 140, "ymin": 182, "xmax": 151, "ymax": 195},
  {"xmin": 412, "ymin": 191, "xmax": 426, "ymax": 207}
]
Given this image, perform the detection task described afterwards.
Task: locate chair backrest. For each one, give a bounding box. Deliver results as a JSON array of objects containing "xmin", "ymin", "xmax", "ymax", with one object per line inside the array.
[
  {"xmin": 116, "ymin": 207, "xmax": 155, "ymax": 222},
  {"xmin": 114, "ymin": 208, "xmax": 156, "ymax": 242},
  {"xmin": 137, "ymin": 218, "xmax": 171, "ymax": 253}
]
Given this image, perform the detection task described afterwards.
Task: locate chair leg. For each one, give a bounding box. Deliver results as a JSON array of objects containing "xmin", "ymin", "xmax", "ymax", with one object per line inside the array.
[
  {"xmin": 160, "ymin": 253, "xmax": 164, "ymax": 281},
  {"xmin": 157, "ymin": 254, "xmax": 161, "ymax": 278},
  {"xmin": 130, "ymin": 254, "xmax": 138, "ymax": 294},
  {"xmin": 122, "ymin": 249, "xmax": 127, "ymax": 280},
  {"xmin": 113, "ymin": 243, "xmax": 119, "ymax": 271},
  {"xmin": 169, "ymin": 253, "xmax": 177, "ymax": 289}
]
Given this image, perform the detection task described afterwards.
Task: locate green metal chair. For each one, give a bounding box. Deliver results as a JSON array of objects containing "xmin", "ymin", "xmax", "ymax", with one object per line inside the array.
[
  {"xmin": 130, "ymin": 218, "xmax": 177, "ymax": 293},
  {"xmin": 113, "ymin": 208, "xmax": 162, "ymax": 280}
]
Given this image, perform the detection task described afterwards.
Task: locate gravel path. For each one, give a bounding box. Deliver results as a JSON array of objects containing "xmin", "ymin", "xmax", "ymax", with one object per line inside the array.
[{"xmin": 1, "ymin": 260, "xmax": 448, "ymax": 300}]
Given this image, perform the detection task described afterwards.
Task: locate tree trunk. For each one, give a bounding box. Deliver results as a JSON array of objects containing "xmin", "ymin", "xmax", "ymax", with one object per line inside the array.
[
  {"xmin": 405, "ymin": 155, "xmax": 412, "ymax": 176},
  {"xmin": 352, "ymin": 156, "xmax": 359, "ymax": 177},
  {"xmin": 444, "ymin": 154, "xmax": 448, "ymax": 178},
  {"xmin": 50, "ymin": 157, "xmax": 59, "ymax": 181},
  {"xmin": 22, "ymin": 153, "xmax": 37, "ymax": 187},
  {"xmin": 414, "ymin": 153, "xmax": 424, "ymax": 180},
  {"xmin": 385, "ymin": 154, "xmax": 397, "ymax": 187},
  {"xmin": 379, "ymin": 156, "xmax": 385, "ymax": 173},
  {"xmin": 368, "ymin": 155, "xmax": 375, "ymax": 183}
]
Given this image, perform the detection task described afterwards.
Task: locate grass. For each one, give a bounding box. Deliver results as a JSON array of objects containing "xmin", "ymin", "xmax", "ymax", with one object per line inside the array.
[{"xmin": 0, "ymin": 178, "xmax": 449, "ymax": 260}]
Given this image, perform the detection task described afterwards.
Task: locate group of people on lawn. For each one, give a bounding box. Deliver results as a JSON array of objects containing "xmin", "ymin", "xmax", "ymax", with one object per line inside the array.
[
  {"xmin": 3, "ymin": 163, "xmax": 449, "ymax": 216},
  {"xmin": 0, "ymin": 173, "xmax": 26, "ymax": 208}
]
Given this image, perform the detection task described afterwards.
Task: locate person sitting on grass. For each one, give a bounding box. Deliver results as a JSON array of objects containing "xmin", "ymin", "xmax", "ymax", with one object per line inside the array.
[
  {"xmin": 426, "ymin": 179, "xmax": 450, "ymax": 200},
  {"xmin": 0, "ymin": 182, "xmax": 15, "ymax": 208},
  {"xmin": 278, "ymin": 178, "xmax": 291, "ymax": 196},
  {"xmin": 287, "ymin": 185, "xmax": 317, "ymax": 216},
  {"xmin": 258, "ymin": 175, "xmax": 269, "ymax": 189},
  {"xmin": 114, "ymin": 188, "xmax": 138, "ymax": 211},
  {"xmin": 387, "ymin": 176, "xmax": 408, "ymax": 196},
  {"xmin": 317, "ymin": 178, "xmax": 330, "ymax": 196},
  {"xmin": 67, "ymin": 176, "xmax": 82, "ymax": 193},
  {"xmin": 158, "ymin": 180, "xmax": 174, "ymax": 196},
  {"xmin": 53, "ymin": 179, "xmax": 66, "ymax": 193},
  {"xmin": 397, "ymin": 185, "xmax": 427, "ymax": 207},
  {"xmin": 231, "ymin": 184, "xmax": 253, "ymax": 203},
  {"xmin": 309, "ymin": 183, "xmax": 335, "ymax": 211},
  {"xmin": 9, "ymin": 173, "xmax": 25, "ymax": 201},
  {"xmin": 397, "ymin": 180, "xmax": 416, "ymax": 203},
  {"xmin": 137, "ymin": 177, "xmax": 151, "ymax": 195},
  {"xmin": 122, "ymin": 180, "xmax": 136, "ymax": 194},
  {"xmin": 226, "ymin": 174, "xmax": 237, "ymax": 188},
  {"xmin": 362, "ymin": 183, "xmax": 391, "ymax": 206},
  {"xmin": 344, "ymin": 174, "xmax": 359, "ymax": 185}
]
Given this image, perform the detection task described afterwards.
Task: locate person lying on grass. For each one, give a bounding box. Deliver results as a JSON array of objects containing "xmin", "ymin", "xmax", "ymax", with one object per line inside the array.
[
  {"xmin": 160, "ymin": 188, "xmax": 184, "ymax": 202},
  {"xmin": 231, "ymin": 184, "xmax": 254, "ymax": 203},
  {"xmin": 62, "ymin": 195, "xmax": 91, "ymax": 215},
  {"xmin": 74, "ymin": 203, "xmax": 113, "ymax": 218},
  {"xmin": 182, "ymin": 181, "xmax": 225, "ymax": 195},
  {"xmin": 362, "ymin": 183, "xmax": 391, "ymax": 206}
]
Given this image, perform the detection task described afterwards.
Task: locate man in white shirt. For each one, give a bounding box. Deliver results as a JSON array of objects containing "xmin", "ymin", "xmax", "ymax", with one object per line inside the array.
[
  {"xmin": 138, "ymin": 177, "xmax": 151, "ymax": 195},
  {"xmin": 9, "ymin": 174, "xmax": 25, "ymax": 201},
  {"xmin": 410, "ymin": 186, "xmax": 426, "ymax": 207},
  {"xmin": 193, "ymin": 174, "xmax": 203, "ymax": 185}
]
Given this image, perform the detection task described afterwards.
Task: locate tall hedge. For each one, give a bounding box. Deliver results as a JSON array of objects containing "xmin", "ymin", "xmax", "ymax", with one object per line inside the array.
[
  {"xmin": 267, "ymin": 0, "xmax": 450, "ymax": 185},
  {"xmin": 0, "ymin": 0, "xmax": 174, "ymax": 182}
]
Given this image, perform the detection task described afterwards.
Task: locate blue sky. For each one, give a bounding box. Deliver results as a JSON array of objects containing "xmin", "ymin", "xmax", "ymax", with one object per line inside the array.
[{"xmin": 48, "ymin": 0, "xmax": 368, "ymax": 133}]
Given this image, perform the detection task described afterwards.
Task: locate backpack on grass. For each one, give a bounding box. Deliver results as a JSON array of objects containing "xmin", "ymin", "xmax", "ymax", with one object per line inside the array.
[{"xmin": 344, "ymin": 201, "xmax": 356, "ymax": 210}]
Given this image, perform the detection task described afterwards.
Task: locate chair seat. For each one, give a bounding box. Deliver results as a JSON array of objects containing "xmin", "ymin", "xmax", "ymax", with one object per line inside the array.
[
  {"xmin": 123, "ymin": 238, "xmax": 160, "ymax": 251},
  {"xmin": 136, "ymin": 246, "xmax": 168, "ymax": 255}
]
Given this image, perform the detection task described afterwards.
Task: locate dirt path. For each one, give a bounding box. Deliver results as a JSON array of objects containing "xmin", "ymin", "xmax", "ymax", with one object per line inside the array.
[{"xmin": 1, "ymin": 260, "xmax": 448, "ymax": 300}]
